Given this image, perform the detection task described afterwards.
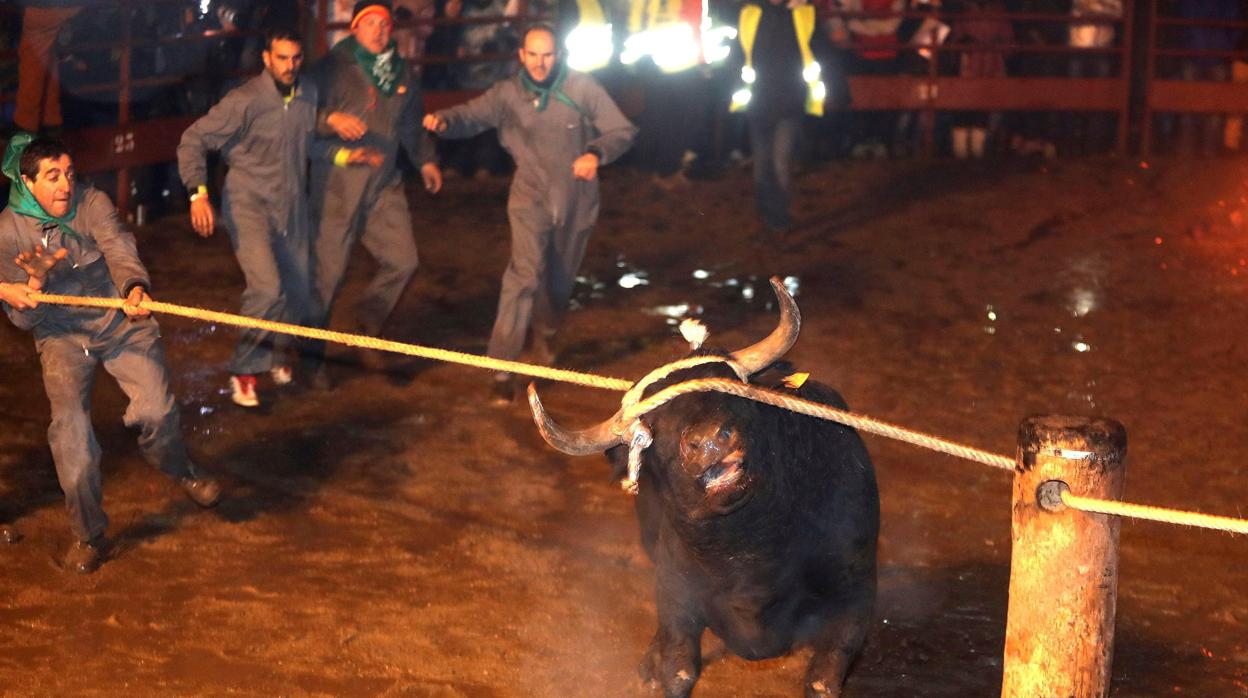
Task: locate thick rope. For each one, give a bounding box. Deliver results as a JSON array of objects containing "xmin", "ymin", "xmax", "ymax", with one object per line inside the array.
[
  {"xmin": 1062, "ymin": 491, "xmax": 1248, "ymax": 535},
  {"xmin": 620, "ymin": 377, "xmax": 1016, "ymax": 471},
  {"xmin": 30, "ymin": 293, "xmax": 633, "ymax": 391},
  {"xmin": 622, "ymin": 377, "xmax": 1248, "ymax": 534},
  {"xmin": 28, "ymin": 294, "xmax": 1248, "ymax": 535}
]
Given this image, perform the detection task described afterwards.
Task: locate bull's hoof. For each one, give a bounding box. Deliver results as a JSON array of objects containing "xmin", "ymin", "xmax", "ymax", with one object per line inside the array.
[
  {"xmin": 638, "ymin": 641, "xmax": 660, "ymax": 683},
  {"xmin": 637, "ymin": 640, "xmax": 697, "ymax": 698}
]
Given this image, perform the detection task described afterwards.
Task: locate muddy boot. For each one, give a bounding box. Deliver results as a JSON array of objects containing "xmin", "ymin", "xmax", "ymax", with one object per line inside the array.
[
  {"xmin": 64, "ymin": 535, "xmax": 108, "ymax": 574},
  {"xmin": 180, "ymin": 475, "xmax": 222, "ymax": 508}
]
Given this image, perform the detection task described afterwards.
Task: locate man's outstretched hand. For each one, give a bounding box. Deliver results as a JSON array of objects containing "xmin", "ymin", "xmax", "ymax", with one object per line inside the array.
[
  {"xmin": 422, "ymin": 113, "xmax": 448, "ymax": 133},
  {"xmin": 15, "ymin": 245, "xmax": 68, "ymax": 288}
]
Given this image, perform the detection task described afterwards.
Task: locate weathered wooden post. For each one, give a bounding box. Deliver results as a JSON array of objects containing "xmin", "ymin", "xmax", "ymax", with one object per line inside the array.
[{"xmin": 1002, "ymin": 416, "xmax": 1127, "ymax": 698}]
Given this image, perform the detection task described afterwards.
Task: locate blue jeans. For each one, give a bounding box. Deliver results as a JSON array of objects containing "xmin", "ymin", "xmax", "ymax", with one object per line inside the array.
[{"xmin": 749, "ymin": 113, "xmax": 801, "ymax": 231}]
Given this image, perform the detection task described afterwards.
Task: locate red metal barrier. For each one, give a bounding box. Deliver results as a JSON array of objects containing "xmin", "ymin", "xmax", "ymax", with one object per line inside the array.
[{"xmin": 1139, "ymin": 6, "xmax": 1248, "ymax": 156}]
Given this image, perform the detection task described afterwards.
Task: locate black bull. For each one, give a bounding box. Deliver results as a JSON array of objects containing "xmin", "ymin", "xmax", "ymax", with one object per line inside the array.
[{"xmin": 529, "ymin": 278, "xmax": 880, "ymax": 698}]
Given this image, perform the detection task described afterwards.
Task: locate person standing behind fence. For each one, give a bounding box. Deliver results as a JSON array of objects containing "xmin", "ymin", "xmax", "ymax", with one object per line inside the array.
[
  {"xmin": 177, "ymin": 29, "xmax": 382, "ymax": 408},
  {"xmin": 829, "ymin": 0, "xmax": 903, "ymax": 158},
  {"xmin": 1065, "ymin": 0, "xmax": 1121, "ymax": 155},
  {"xmin": 12, "ymin": 2, "xmax": 81, "ymax": 135},
  {"xmin": 305, "ymin": 0, "xmax": 443, "ymax": 385},
  {"xmin": 1174, "ymin": 0, "xmax": 1244, "ymax": 157},
  {"xmin": 949, "ymin": 0, "xmax": 1012, "ymax": 159},
  {"xmin": 423, "ymin": 24, "xmax": 637, "ymax": 404}
]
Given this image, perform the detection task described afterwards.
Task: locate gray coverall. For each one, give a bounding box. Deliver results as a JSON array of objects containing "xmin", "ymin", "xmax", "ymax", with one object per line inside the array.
[
  {"xmin": 0, "ymin": 190, "xmax": 195, "ymax": 542},
  {"xmin": 436, "ymin": 68, "xmax": 637, "ymax": 361},
  {"xmin": 307, "ymin": 40, "xmax": 436, "ymax": 345},
  {"xmin": 177, "ymin": 73, "xmax": 321, "ymax": 376}
]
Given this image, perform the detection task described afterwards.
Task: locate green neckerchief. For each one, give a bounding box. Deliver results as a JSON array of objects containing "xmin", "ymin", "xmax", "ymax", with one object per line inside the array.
[
  {"xmin": 1, "ymin": 132, "xmax": 81, "ymax": 241},
  {"xmin": 345, "ymin": 36, "xmax": 405, "ymax": 96},
  {"xmin": 520, "ymin": 63, "xmax": 584, "ymax": 115}
]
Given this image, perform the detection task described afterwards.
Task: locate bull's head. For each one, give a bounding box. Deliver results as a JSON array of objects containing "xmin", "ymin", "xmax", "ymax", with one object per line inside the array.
[{"xmin": 528, "ymin": 277, "xmax": 800, "ymax": 514}]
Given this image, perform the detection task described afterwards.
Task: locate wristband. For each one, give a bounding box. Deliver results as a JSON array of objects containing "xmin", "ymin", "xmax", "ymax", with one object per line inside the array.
[
  {"xmin": 333, "ymin": 148, "xmax": 352, "ymax": 167},
  {"xmin": 189, "ymin": 185, "xmax": 208, "ymax": 202}
]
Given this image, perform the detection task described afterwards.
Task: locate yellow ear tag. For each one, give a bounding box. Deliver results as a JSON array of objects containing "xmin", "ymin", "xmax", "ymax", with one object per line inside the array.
[{"xmin": 782, "ymin": 372, "xmax": 810, "ymax": 389}]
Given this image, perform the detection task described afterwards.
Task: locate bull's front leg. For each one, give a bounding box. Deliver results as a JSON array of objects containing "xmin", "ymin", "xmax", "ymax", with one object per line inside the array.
[
  {"xmin": 803, "ymin": 592, "xmax": 873, "ymax": 698},
  {"xmin": 639, "ymin": 582, "xmax": 704, "ymax": 698}
]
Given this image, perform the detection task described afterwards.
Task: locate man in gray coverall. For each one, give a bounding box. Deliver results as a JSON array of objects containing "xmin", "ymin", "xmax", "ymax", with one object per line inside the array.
[
  {"xmin": 424, "ymin": 24, "xmax": 637, "ymax": 404},
  {"xmin": 0, "ymin": 135, "xmax": 222, "ymax": 574},
  {"xmin": 178, "ymin": 28, "xmax": 381, "ymax": 408},
  {"xmin": 306, "ymin": 0, "xmax": 443, "ymax": 382}
]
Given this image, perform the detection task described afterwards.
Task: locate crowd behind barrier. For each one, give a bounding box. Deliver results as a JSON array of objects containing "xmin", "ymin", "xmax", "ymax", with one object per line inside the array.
[{"xmin": 1, "ymin": 0, "xmax": 1247, "ymax": 218}]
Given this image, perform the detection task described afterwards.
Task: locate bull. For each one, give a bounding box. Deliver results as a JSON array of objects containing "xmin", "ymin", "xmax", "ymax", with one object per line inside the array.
[{"xmin": 528, "ymin": 278, "xmax": 879, "ymax": 698}]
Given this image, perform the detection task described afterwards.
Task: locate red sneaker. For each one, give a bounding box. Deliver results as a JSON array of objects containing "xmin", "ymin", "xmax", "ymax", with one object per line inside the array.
[{"xmin": 230, "ymin": 374, "xmax": 259, "ymax": 407}]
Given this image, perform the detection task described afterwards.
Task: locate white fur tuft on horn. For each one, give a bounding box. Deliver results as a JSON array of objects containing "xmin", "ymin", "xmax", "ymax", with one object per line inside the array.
[{"xmin": 679, "ymin": 318, "xmax": 708, "ymax": 350}]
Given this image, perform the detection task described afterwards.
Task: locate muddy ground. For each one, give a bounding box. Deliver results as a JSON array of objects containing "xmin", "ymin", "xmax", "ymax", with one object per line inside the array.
[{"xmin": 2, "ymin": 155, "xmax": 1247, "ymax": 697}]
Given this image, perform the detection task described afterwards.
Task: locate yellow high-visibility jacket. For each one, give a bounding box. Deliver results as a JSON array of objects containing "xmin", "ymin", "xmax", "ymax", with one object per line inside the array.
[{"xmin": 731, "ymin": 3, "xmax": 824, "ymax": 116}]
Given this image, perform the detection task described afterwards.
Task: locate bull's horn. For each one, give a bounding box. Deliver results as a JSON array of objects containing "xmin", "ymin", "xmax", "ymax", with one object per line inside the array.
[
  {"xmin": 731, "ymin": 276, "xmax": 801, "ymax": 375},
  {"xmin": 527, "ymin": 384, "xmax": 626, "ymax": 455}
]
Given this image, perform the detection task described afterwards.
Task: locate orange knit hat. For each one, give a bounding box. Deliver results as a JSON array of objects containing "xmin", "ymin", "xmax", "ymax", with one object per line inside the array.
[{"xmin": 350, "ymin": 0, "xmax": 392, "ymax": 29}]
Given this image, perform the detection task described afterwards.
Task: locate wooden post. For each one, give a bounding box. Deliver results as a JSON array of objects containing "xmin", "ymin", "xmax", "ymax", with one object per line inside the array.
[{"xmin": 1002, "ymin": 416, "xmax": 1126, "ymax": 698}]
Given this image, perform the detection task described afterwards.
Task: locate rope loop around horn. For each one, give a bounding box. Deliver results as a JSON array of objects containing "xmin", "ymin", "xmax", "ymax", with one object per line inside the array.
[{"xmin": 621, "ymin": 420, "xmax": 653, "ymax": 495}]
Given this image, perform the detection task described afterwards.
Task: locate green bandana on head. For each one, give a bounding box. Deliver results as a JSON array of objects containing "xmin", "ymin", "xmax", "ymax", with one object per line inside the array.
[
  {"xmin": 2, "ymin": 131, "xmax": 81, "ymax": 241},
  {"xmin": 520, "ymin": 62, "xmax": 583, "ymax": 115},
  {"xmin": 345, "ymin": 35, "xmax": 405, "ymax": 96}
]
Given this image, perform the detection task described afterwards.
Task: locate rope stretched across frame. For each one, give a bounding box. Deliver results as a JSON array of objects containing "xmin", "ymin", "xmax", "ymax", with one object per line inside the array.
[
  {"xmin": 28, "ymin": 293, "xmax": 1248, "ymax": 535},
  {"xmin": 29, "ymin": 292, "xmax": 633, "ymax": 391}
]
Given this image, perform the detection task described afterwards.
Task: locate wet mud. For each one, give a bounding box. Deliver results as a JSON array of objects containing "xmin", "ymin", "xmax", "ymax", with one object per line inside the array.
[{"xmin": 2, "ymin": 157, "xmax": 1247, "ymax": 696}]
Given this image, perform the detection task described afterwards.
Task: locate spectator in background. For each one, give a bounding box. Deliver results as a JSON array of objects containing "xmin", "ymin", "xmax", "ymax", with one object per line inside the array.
[
  {"xmin": 421, "ymin": 0, "xmax": 464, "ymax": 89},
  {"xmin": 327, "ymin": 0, "xmax": 358, "ymax": 48},
  {"xmin": 393, "ymin": 0, "xmax": 436, "ymax": 63},
  {"xmin": 949, "ymin": 0, "xmax": 1012, "ymax": 158},
  {"xmin": 1174, "ymin": 0, "xmax": 1244, "ymax": 157},
  {"xmin": 892, "ymin": 0, "xmax": 946, "ymax": 157},
  {"xmin": 442, "ymin": 0, "xmax": 518, "ymax": 177},
  {"xmin": 1005, "ymin": 0, "xmax": 1065, "ymax": 158},
  {"xmin": 57, "ymin": 4, "xmax": 124, "ymax": 130},
  {"xmin": 456, "ymin": 0, "xmax": 519, "ymax": 90},
  {"xmin": 1065, "ymin": 0, "xmax": 1121, "ymax": 155},
  {"xmin": 13, "ymin": 1, "xmax": 82, "ymax": 135},
  {"xmin": 828, "ymin": 0, "xmax": 903, "ymax": 158}
]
